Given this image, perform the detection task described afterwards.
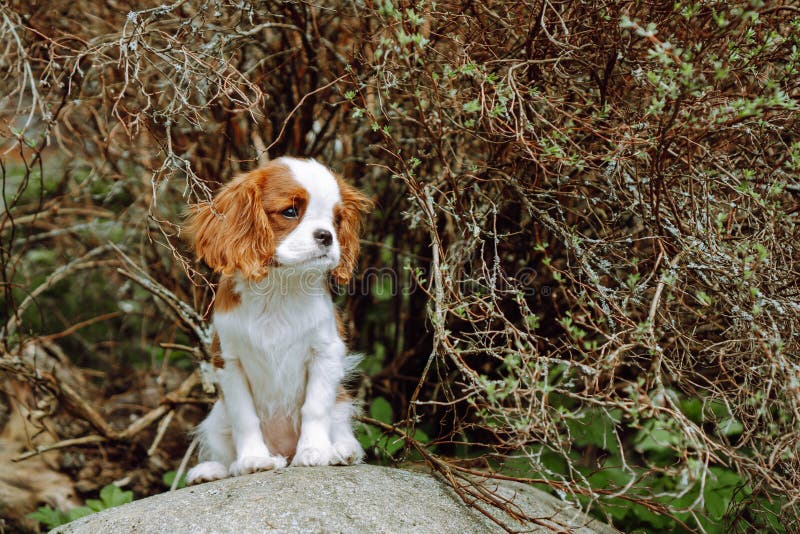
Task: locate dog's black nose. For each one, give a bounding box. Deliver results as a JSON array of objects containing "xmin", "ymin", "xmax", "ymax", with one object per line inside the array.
[{"xmin": 313, "ymin": 229, "xmax": 333, "ymax": 247}]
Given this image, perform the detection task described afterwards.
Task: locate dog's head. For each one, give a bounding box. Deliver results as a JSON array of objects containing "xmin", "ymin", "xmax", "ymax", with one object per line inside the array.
[{"xmin": 188, "ymin": 157, "xmax": 371, "ymax": 284}]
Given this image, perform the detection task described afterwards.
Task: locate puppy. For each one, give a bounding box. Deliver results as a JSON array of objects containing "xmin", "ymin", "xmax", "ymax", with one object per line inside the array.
[{"xmin": 185, "ymin": 157, "xmax": 371, "ymax": 484}]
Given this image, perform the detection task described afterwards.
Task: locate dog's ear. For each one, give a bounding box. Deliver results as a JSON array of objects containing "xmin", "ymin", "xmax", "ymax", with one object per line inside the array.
[
  {"xmin": 331, "ymin": 178, "xmax": 373, "ymax": 285},
  {"xmin": 187, "ymin": 173, "xmax": 274, "ymax": 278}
]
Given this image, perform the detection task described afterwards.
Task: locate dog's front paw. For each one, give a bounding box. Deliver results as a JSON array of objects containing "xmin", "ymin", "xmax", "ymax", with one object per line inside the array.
[
  {"xmin": 291, "ymin": 444, "xmax": 340, "ymax": 467},
  {"xmin": 229, "ymin": 454, "xmax": 287, "ymax": 476},
  {"xmin": 186, "ymin": 461, "xmax": 229, "ymax": 485},
  {"xmin": 332, "ymin": 437, "xmax": 365, "ymax": 465}
]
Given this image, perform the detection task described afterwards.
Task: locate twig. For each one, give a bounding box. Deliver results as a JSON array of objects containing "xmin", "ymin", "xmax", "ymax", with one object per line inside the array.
[
  {"xmin": 0, "ymin": 207, "xmax": 115, "ymax": 231},
  {"xmin": 147, "ymin": 409, "xmax": 175, "ymax": 456},
  {"xmin": 58, "ymin": 379, "xmax": 119, "ymax": 438},
  {"xmin": 40, "ymin": 311, "xmax": 123, "ymax": 341},
  {"xmin": 648, "ymin": 251, "xmax": 685, "ymax": 384},
  {"xmin": 12, "ymin": 435, "xmax": 107, "ymax": 462},
  {"xmin": 172, "ymin": 436, "xmax": 198, "ymax": 491},
  {"xmin": 10, "ymin": 369, "xmax": 201, "ymax": 460},
  {"xmin": 251, "ymin": 130, "xmax": 269, "ymax": 167},
  {"xmin": 3, "ymin": 244, "xmax": 120, "ymax": 338},
  {"xmin": 117, "ymin": 371, "xmax": 200, "ymax": 440},
  {"xmin": 266, "ymin": 74, "xmax": 347, "ymax": 153},
  {"xmin": 114, "ymin": 249, "xmax": 213, "ymax": 363}
]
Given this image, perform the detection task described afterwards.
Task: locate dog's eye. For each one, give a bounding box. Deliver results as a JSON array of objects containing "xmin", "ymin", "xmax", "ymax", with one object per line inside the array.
[{"xmin": 281, "ymin": 207, "xmax": 299, "ymax": 219}]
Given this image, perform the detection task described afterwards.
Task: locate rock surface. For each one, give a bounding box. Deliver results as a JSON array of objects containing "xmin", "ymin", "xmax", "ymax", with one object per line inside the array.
[{"xmin": 54, "ymin": 464, "xmax": 617, "ymax": 533}]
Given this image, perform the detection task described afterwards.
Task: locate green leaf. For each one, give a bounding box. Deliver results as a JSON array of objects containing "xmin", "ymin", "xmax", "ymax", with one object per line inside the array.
[
  {"xmin": 598, "ymin": 500, "xmax": 633, "ymax": 522},
  {"xmin": 162, "ymin": 470, "xmax": 187, "ymax": 489},
  {"xmin": 634, "ymin": 420, "xmax": 677, "ymax": 453},
  {"xmin": 67, "ymin": 506, "xmax": 95, "ymax": 521},
  {"xmin": 588, "ymin": 454, "xmax": 637, "ymax": 488},
  {"xmin": 355, "ymin": 424, "xmax": 376, "ymax": 449},
  {"xmin": 566, "ymin": 409, "xmax": 620, "ymax": 453},
  {"xmin": 85, "ymin": 499, "xmax": 105, "ymax": 512},
  {"xmin": 718, "ymin": 417, "xmax": 743, "ymax": 437},
  {"xmin": 680, "ymin": 398, "xmax": 703, "ymax": 423},
  {"xmin": 27, "ymin": 506, "xmax": 69, "ymax": 529},
  {"xmin": 379, "ymin": 434, "xmax": 405, "ymax": 455},
  {"xmin": 412, "ymin": 428, "xmax": 430, "ymax": 444},
  {"xmin": 99, "ymin": 484, "xmax": 133, "ymax": 508},
  {"xmin": 631, "ymin": 502, "xmax": 674, "ymax": 529},
  {"xmin": 704, "ymin": 468, "xmax": 742, "ymax": 520},
  {"xmin": 462, "ymin": 99, "xmax": 480, "ymax": 113},
  {"xmin": 369, "ymin": 397, "xmax": 393, "ymax": 424}
]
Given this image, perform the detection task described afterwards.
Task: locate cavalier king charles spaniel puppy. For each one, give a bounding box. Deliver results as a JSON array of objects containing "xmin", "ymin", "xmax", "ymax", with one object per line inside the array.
[{"xmin": 185, "ymin": 157, "xmax": 371, "ymax": 484}]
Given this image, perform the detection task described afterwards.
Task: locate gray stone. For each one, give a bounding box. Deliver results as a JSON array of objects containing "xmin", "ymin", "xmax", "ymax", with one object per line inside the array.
[{"xmin": 54, "ymin": 464, "xmax": 617, "ymax": 533}]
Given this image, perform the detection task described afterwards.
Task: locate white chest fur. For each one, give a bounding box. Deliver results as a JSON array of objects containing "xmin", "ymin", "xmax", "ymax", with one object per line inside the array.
[{"xmin": 214, "ymin": 276, "xmax": 338, "ymax": 418}]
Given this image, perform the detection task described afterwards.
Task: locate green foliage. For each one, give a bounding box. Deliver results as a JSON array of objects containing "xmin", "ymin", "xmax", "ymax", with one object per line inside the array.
[
  {"xmin": 162, "ymin": 470, "xmax": 187, "ymax": 490},
  {"xmin": 26, "ymin": 505, "xmax": 90, "ymax": 531},
  {"xmin": 26, "ymin": 484, "xmax": 133, "ymax": 529},
  {"xmin": 498, "ymin": 403, "xmax": 754, "ymax": 532},
  {"xmin": 357, "ymin": 397, "xmax": 430, "ymax": 462},
  {"xmin": 87, "ymin": 484, "xmax": 134, "ymax": 511}
]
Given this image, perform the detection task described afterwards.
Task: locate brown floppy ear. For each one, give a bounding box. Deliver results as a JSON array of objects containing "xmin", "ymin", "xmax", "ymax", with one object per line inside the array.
[
  {"xmin": 332, "ymin": 177, "xmax": 373, "ymax": 285},
  {"xmin": 187, "ymin": 173, "xmax": 273, "ymax": 278}
]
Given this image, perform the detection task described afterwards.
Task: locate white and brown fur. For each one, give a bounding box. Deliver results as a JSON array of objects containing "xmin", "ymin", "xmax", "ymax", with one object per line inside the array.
[{"xmin": 185, "ymin": 157, "xmax": 371, "ymax": 484}]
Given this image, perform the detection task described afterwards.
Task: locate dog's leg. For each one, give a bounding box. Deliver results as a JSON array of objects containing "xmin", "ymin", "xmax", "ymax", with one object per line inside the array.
[
  {"xmin": 219, "ymin": 359, "xmax": 287, "ymax": 476},
  {"xmin": 330, "ymin": 400, "xmax": 364, "ymax": 465},
  {"xmin": 292, "ymin": 342, "xmax": 344, "ymax": 467},
  {"xmin": 186, "ymin": 402, "xmax": 234, "ymax": 484}
]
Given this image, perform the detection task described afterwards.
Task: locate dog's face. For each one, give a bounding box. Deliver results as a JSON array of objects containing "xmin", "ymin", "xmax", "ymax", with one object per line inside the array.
[{"xmin": 188, "ymin": 157, "xmax": 371, "ymax": 283}]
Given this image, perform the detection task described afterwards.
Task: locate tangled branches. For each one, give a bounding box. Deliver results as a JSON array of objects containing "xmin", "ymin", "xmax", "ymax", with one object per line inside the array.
[{"xmin": 349, "ymin": 1, "xmax": 800, "ymax": 529}]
